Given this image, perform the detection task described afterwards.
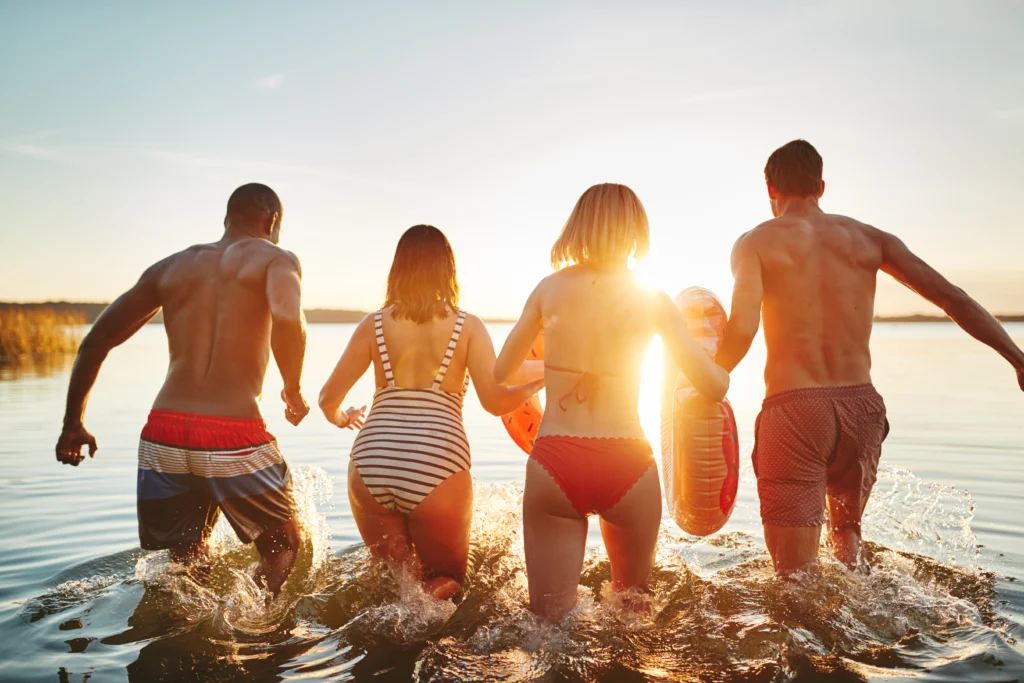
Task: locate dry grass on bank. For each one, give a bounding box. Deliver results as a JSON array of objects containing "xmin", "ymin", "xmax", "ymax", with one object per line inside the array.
[{"xmin": 0, "ymin": 307, "xmax": 84, "ymax": 359}]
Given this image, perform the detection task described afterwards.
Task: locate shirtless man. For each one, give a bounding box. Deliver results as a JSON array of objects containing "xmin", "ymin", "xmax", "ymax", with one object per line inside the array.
[
  {"xmin": 717, "ymin": 140, "xmax": 1024, "ymax": 574},
  {"xmin": 55, "ymin": 183, "xmax": 310, "ymax": 596}
]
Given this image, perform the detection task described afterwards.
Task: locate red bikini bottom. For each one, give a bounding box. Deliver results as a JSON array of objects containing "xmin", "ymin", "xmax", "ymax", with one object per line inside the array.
[{"xmin": 530, "ymin": 435, "xmax": 655, "ymax": 516}]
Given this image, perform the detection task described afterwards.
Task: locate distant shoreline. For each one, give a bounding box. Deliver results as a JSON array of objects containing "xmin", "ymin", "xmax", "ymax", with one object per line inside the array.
[
  {"xmin": 1, "ymin": 302, "xmax": 1021, "ymax": 325},
  {"xmin": 0, "ymin": 302, "xmax": 519, "ymax": 325}
]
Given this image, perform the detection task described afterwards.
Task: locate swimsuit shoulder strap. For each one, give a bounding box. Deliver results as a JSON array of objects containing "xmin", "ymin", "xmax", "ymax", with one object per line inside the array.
[
  {"xmin": 432, "ymin": 309, "xmax": 467, "ymax": 390},
  {"xmin": 374, "ymin": 310, "xmax": 396, "ymax": 388}
]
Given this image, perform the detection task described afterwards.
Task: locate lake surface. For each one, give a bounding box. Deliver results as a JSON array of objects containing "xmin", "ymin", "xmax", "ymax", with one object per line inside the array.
[{"xmin": 1, "ymin": 322, "xmax": 1022, "ymax": 682}]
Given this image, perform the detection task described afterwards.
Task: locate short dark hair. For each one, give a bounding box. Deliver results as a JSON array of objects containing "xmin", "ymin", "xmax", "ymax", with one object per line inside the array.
[
  {"xmin": 226, "ymin": 183, "xmax": 282, "ymax": 220},
  {"xmin": 764, "ymin": 140, "xmax": 823, "ymax": 198},
  {"xmin": 384, "ymin": 225, "xmax": 460, "ymax": 323}
]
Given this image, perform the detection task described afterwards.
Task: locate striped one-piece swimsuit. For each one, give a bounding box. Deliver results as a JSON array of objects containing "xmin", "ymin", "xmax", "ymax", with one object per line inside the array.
[{"xmin": 349, "ymin": 309, "xmax": 472, "ymax": 513}]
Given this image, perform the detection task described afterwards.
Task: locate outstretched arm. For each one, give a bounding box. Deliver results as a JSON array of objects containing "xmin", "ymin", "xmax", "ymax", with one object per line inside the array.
[
  {"xmin": 465, "ymin": 315, "xmax": 544, "ymax": 415},
  {"xmin": 57, "ymin": 261, "xmax": 164, "ymax": 465},
  {"xmin": 318, "ymin": 315, "xmax": 373, "ymax": 429},
  {"xmin": 266, "ymin": 251, "xmax": 310, "ymax": 425},
  {"xmin": 878, "ymin": 229, "xmax": 1024, "ymax": 390},
  {"xmin": 716, "ymin": 232, "xmax": 763, "ymax": 372},
  {"xmin": 494, "ymin": 284, "xmax": 544, "ymax": 384},
  {"xmin": 657, "ymin": 291, "xmax": 730, "ymax": 402}
]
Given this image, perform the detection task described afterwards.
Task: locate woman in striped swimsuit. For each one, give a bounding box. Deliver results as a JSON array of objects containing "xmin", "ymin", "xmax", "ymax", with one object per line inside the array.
[{"xmin": 319, "ymin": 225, "xmax": 544, "ymax": 599}]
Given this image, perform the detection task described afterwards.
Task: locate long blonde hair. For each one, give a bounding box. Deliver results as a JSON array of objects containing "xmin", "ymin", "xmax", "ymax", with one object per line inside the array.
[{"xmin": 550, "ymin": 183, "xmax": 650, "ymax": 270}]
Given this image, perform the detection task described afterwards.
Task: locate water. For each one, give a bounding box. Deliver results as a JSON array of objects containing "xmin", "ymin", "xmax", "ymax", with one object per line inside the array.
[{"xmin": 1, "ymin": 322, "xmax": 1022, "ymax": 682}]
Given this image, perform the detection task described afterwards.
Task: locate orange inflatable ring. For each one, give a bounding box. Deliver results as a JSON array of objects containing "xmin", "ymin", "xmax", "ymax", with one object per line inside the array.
[
  {"xmin": 502, "ymin": 332, "xmax": 544, "ymax": 454},
  {"xmin": 660, "ymin": 287, "xmax": 740, "ymax": 536}
]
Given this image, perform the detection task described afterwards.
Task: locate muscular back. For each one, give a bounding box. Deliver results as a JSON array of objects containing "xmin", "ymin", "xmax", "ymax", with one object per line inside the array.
[
  {"xmin": 152, "ymin": 238, "xmax": 293, "ymax": 417},
  {"xmin": 750, "ymin": 213, "xmax": 883, "ymax": 394}
]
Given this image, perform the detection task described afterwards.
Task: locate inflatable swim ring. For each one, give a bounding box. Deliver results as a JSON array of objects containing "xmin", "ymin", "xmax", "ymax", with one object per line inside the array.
[
  {"xmin": 660, "ymin": 287, "xmax": 740, "ymax": 536},
  {"xmin": 502, "ymin": 332, "xmax": 545, "ymax": 454}
]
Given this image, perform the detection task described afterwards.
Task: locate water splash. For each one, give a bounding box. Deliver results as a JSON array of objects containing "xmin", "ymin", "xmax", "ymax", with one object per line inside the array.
[
  {"xmin": 864, "ymin": 463, "xmax": 980, "ymax": 568},
  {"xmin": 19, "ymin": 465, "xmax": 1019, "ymax": 681}
]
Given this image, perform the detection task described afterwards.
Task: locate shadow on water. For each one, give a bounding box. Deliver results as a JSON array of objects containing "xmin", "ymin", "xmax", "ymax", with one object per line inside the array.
[{"xmin": 14, "ymin": 466, "xmax": 1024, "ymax": 682}]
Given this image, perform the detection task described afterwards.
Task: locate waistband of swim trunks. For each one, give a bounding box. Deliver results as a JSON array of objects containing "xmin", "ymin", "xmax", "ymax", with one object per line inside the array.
[
  {"xmin": 147, "ymin": 409, "xmax": 268, "ymax": 431},
  {"xmin": 762, "ymin": 383, "xmax": 879, "ymax": 408},
  {"xmin": 143, "ymin": 410, "xmax": 274, "ymax": 450}
]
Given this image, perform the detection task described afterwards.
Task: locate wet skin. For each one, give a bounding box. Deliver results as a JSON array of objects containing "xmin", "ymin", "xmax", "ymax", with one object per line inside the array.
[
  {"xmin": 55, "ymin": 206, "xmax": 309, "ymax": 597},
  {"xmin": 718, "ymin": 188, "xmax": 1024, "ymax": 574}
]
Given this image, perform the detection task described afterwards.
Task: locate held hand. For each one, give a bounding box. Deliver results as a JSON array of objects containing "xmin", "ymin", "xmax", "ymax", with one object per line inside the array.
[
  {"xmin": 56, "ymin": 424, "xmax": 98, "ymax": 466},
  {"xmin": 281, "ymin": 388, "xmax": 311, "ymax": 426},
  {"xmin": 333, "ymin": 405, "xmax": 367, "ymax": 430}
]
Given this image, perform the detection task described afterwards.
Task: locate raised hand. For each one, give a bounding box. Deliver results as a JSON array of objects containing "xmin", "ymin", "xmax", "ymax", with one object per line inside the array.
[
  {"xmin": 56, "ymin": 424, "xmax": 98, "ymax": 466},
  {"xmin": 281, "ymin": 388, "xmax": 311, "ymax": 426}
]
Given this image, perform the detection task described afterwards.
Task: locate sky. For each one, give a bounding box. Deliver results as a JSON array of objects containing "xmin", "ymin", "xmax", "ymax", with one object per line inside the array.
[{"xmin": 1, "ymin": 1, "xmax": 1022, "ymax": 317}]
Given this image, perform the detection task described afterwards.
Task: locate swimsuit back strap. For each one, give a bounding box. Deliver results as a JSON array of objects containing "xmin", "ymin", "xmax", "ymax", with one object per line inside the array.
[
  {"xmin": 432, "ymin": 309, "xmax": 467, "ymax": 390},
  {"xmin": 374, "ymin": 311, "xmax": 396, "ymax": 388},
  {"xmin": 545, "ymin": 364, "xmax": 604, "ymax": 411}
]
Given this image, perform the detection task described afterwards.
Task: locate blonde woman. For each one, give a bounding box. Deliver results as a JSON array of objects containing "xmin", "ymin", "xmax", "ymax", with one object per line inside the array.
[
  {"xmin": 320, "ymin": 225, "xmax": 543, "ymax": 599},
  {"xmin": 495, "ymin": 184, "xmax": 729, "ymax": 620}
]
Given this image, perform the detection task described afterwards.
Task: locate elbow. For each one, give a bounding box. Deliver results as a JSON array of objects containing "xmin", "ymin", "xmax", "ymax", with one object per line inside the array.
[
  {"xmin": 938, "ymin": 287, "xmax": 970, "ymax": 317},
  {"xmin": 272, "ymin": 315, "xmax": 305, "ymax": 332},
  {"xmin": 493, "ymin": 361, "xmax": 510, "ymax": 386},
  {"xmin": 704, "ymin": 370, "xmax": 730, "ymax": 403},
  {"xmin": 76, "ymin": 333, "xmax": 110, "ymax": 362},
  {"xmin": 715, "ymin": 373, "xmax": 730, "ymax": 403},
  {"xmin": 728, "ymin": 322, "xmax": 758, "ymax": 350},
  {"xmin": 479, "ymin": 392, "xmax": 506, "ymax": 416}
]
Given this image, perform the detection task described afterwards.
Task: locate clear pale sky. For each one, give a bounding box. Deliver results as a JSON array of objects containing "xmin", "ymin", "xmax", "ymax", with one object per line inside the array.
[{"xmin": 1, "ymin": 2, "xmax": 1022, "ymax": 317}]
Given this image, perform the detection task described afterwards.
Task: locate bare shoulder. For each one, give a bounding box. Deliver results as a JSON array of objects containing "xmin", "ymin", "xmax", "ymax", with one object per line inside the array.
[
  {"xmin": 457, "ymin": 311, "xmax": 484, "ymax": 340},
  {"xmin": 824, "ymin": 212, "xmax": 875, "ymax": 231},
  {"xmin": 143, "ymin": 244, "xmax": 212, "ymax": 284},
  {"xmin": 254, "ymin": 241, "xmax": 302, "ymax": 275},
  {"xmin": 730, "ymin": 224, "xmax": 770, "ymax": 265},
  {"xmin": 351, "ymin": 312, "xmax": 378, "ymax": 341},
  {"xmin": 526, "ymin": 271, "xmax": 561, "ymax": 305}
]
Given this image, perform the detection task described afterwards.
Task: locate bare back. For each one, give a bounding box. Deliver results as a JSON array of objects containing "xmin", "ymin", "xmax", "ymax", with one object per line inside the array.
[
  {"xmin": 748, "ymin": 213, "xmax": 883, "ymax": 394},
  {"xmin": 371, "ymin": 307, "xmax": 469, "ymax": 393},
  {"xmin": 535, "ymin": 265, "xmax": 659, "ymax": 439},
  {"xmin": 152, "ymin": 237, "xmax": 292, "ymax": 417}
]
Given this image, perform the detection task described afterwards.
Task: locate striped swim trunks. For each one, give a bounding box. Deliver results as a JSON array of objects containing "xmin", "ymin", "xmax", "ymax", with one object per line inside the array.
[{"xmin": 137, "ymin": 410, "xmax": 295, "ymax": 549}]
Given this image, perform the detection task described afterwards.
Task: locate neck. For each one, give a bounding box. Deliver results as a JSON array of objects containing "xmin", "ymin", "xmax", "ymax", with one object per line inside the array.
[
  {"xmin": 776, "ymin": 195, "xmax": 822, "ymax": 216},
  {"xmin": 580, "ymin": 258, "xmax": 629, "ymax": 271},
  {"xmin": 223, "ymin": 222, "xmax": 265, "ymax": 241}
]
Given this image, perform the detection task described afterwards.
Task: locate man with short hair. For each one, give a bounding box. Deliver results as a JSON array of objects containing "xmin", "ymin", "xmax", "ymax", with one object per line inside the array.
[
  {"xmin": 56, "ymin": 183, "xmax": 310, "ymax": 595},
  {"xmin": 718, "ymin": 140, "xmax": 1024, "ymax": 574}
]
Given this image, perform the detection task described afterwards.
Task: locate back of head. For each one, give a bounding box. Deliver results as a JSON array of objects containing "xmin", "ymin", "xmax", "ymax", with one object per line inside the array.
[
  {"xmin": 551, "ymin": 183, "xmax": 650, "ymax": 270},
  {"xmin": 225, "ymin": 183, "xmax": 283, "ymax": 240},
  {"xmin": 384, "ymin": 225, "xmax": 459, "ymax": 323},
  {"xmin": 764, "ymin": 140, "xmax": 823, "ymax": 198}
]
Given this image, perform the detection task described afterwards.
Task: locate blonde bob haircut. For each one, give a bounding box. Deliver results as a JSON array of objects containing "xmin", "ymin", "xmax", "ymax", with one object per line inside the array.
[{"xmin": 550, "ymin": 183, "xmax": 650, "ymax": 270}]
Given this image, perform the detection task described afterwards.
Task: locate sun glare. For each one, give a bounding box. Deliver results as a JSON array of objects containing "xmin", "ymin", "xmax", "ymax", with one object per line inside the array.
[{"xmin": 639, "ymin": 336, "xmax": 665, "ymax": 447}]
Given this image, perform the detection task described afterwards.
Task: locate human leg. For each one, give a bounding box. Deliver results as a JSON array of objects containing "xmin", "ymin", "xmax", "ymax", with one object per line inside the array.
[
  {"xmin": 826, "ymin": 389, "xmax": 887, "ymax": 569},
  {"xmin": 408, "ymin": 469, "xmax": 473, "ymax": 599},
  {"xmin": 254, "ymin": 519, "xmax": 300, "ymax": 596},
  {"xmin": 752, "ymin": 390, "xmax": 837, "ymax": 573},
  {"xmin": 348, "ymin": 460, "xmax": 416, "ymax": 567},
  {"xmin": 598, "ymin": 464, "xmax": 661, "ymax": 592},
  {"xmin": 523, "ymin": 457, "xmax": 588, "ymax": 621}
]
